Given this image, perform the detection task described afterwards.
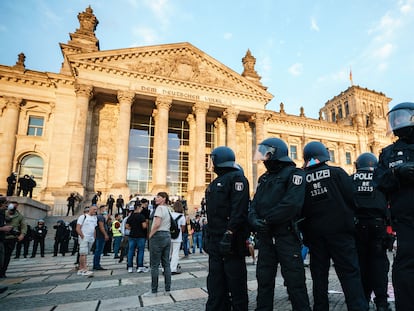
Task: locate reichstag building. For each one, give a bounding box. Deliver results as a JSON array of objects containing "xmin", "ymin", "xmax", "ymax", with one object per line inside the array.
[{"xmin": 0, "ymin": 7, "xmax": 392, "ymax": 213}]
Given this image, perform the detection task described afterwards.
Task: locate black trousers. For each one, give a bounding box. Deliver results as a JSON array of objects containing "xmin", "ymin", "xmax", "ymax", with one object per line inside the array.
[
  {"xmin": 206, "ymin": 235, "xmax": 248, "ymax": 311},
  {"xmin": 66, "ymin": 204, "xmax": 74, "ymax": 216},
  {"xmin": 355, "ymin": 221, "xmax": 390, "ymax": 307},
  {"xmin": 54, "ymin": 239, "xmax": 67, "ymax": 256},
  {"xmin": 0, "ymin": 239, "xmax": 16, "ymax": 277},
  {"xmin": 256, "ymin": 232, "xmax": 311, "ymax": 311},
  {"xmin": 308, "ymin": 233, "xmax": 368, "ymax": 311},
  {"xmin": 392, "ymin": 222, "xmax": 414, "ymax": 311},
  {"xmin": 15, "ymin": 239, "xmax": 30, "ymax": 258},
  {"xmin": 71, "ymin": 237, "xmax": 79, "ymax": 255},
  {"xmin": 32, "ymin": 238, "xmax": 45, "ymax": 257}
]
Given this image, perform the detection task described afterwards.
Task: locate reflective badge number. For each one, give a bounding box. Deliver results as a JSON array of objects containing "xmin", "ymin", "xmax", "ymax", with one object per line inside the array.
[
  {"xmin": 235, "ymin": 182, "xmax": 244, "ymax": 191},
  {"xmin": 292, "ymin": 175, "xmax": 303, "ymax": 185}
]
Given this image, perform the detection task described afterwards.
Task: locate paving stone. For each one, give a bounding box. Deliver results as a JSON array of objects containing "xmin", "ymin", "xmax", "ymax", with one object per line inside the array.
[
  {"xmin": 170, "ymin": 287, "xmax": 208, "ymax": 301},
  {"xmin": 9, "ymin": 286, "xmax": 55, "ymax": 297},
  {"xmin": 49, "ymin": 281, "xmax": 90, "ymax": 293},
  {"xmin": 141, "ymin": 293, "xmax": 174, "ymax": 306},
  {"xmin": 21, "ymin": 276, "xmax": 49, "ymax": 283},
  {"xmin": 88, "ymin": 279, "xmax": 119, "ymax": 289},
  {"xmin": 54, "ymin": 300, "xmax": 99, "ymax": 311},
  {"xmin": 99, "ymin": 295, "xmax": 140, "ymax": 310}
]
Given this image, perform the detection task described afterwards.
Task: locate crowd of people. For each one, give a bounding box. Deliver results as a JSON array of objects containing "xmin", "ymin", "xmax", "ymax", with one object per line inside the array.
[{"xmin": 2, "ymin": 101, "xmax": 414, "ymax": 310}]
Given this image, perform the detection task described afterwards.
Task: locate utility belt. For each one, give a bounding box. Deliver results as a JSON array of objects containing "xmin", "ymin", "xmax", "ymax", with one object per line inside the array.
[{"xmin": 266, "ymin": 221, "xmax": 294, "ymax": 238}]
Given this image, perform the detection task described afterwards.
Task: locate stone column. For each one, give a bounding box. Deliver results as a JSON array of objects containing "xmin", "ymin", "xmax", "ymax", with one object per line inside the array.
[
  {"xmin": 192, "ymin": 102, "xmax": 209, "ymax": 205},
  {"xmin": 186, "ymin": 114, "xmax": 196, "ymax": 203},
  {"xmin": 338, "ymin": 142, "xmax": 345, "ymax": 166},
  {"xmin": 66, "ymin": 84, "xmax": 93, "ymax": 190},
  {"xmin": 224, "ymin": 107, "xmax": 239, "ymax": 152},
  {"xmin": 253, "ymin": 112, "xmax": 266, "ymax": 145},
  {"xmin": 0, "ymin": 97, "xmax": 22, "ymax": 194},
  {"xmin": 151, "ymin": 97, "xmax": 171, "ymax": 194},
  {"xmin": 213, "ymin": 117, "xmax": 226, "ymax": 146},
  {"xmin": 252, "ymin": 112, "xmax": 267, "ymax": 179},
  {"xmin": 111, "ymin": 91, "xmax": 135, "ymax": 193}
]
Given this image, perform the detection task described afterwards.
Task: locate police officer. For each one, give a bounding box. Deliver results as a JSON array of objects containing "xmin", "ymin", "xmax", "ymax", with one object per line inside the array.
[
  {"xmin": 374, "ymin": 102, "xmax": 414, "ymax": 311},
  {"xmin": 205, "ymin": 146, "xmax": 250, "ymax": 311},
  {"xmin": 31, "ymin": 219, "xmax": 48, "ymax": 258},
  {"xmin": 6, "ymin": 172, "xmax": 17, "ymax": 196},
  {"xmin": 351, "ymin": 153, "xmax": 391, "ymax": 311},
  {"xmin": 301, "ymin": 141, "xmax": 368, "ymax": 311},
  {"xmin": 248, "ymin": 138, "xmax": 311, "ymax": 311}
]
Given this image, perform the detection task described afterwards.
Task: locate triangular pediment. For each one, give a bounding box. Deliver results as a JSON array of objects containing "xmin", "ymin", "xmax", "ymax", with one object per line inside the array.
[{"xmin": 66, "ymin": 42, "xmax": 272, "ymax": 100}]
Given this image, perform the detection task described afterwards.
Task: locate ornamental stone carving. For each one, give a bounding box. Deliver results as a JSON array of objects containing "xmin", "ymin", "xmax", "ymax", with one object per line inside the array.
[
  {"xmin": 117, "ymin": 90, "xmax": 135, "ymax": 104},
  {"xmin": 126, "ymin": 49, "xmax": 239, "ymax": 90},
  {"xmin": 74, "ymin": 83, "xmax": 93, "ymax": 98}
]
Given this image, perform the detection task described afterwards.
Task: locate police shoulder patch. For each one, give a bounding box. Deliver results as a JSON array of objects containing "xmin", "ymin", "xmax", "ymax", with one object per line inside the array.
[
  {"xmin": 292, "ymin": 174, "xmax": 303, "ymax": 185},
  {"xmin": 234, "ymin": 182, "xmax": 244, "ymax": 191}
]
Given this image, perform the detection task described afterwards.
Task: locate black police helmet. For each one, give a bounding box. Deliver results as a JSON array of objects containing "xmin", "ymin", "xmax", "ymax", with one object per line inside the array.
[
  {"xmin": 388, "ymin": 102, "xmax": 414, "ymax": 133},
  {"xmin": 355, "ymin": 152, "xmax": 378, "ymax": 171},
  {"xmin": 303, "ymin": 141, "xmax": 330, "ymax": 167},
  {"xmin": 210, "ymin": 146, "xmax": 236, "ymax": 168},
  {"xmin": 255, "ymin": 137, "xmax": 293, "ymax": 162}
]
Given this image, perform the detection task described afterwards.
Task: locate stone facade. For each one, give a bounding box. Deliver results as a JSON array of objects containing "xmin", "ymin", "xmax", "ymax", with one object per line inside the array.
[{"xmin": 0, "ymin": 7, "xmax": 393, "ymax": 213}]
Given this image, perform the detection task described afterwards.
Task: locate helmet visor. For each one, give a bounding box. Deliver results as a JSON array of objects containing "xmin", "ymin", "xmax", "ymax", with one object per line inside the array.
[
  {"xmin": 254, "ymin": 144, "xmax": 274, "ymax": 161},
  {"xmin": 388, "ymin": 108, "xmax": 414, "ymax": 131}
]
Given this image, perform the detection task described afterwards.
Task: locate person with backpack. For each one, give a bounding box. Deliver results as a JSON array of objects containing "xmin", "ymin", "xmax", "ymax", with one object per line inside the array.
[{"xmin": 170, "ymin": 201, "xmax": 186, "ymax": 274}]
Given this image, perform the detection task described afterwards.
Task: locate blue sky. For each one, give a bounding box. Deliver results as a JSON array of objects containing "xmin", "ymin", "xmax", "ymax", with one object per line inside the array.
[{"xmin": 1, "ymin": 0, "xmax": 413, "ymax": 118}]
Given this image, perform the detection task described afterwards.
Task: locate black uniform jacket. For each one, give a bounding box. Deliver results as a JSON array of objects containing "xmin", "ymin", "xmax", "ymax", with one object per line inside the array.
[
  {"xmin": 301, "ymin": 163, "xmax": 355, "ymax": 239},
  {"xmin": 205, "ymin": 169, "xmax": 250, "ymax": 236},
  {"xmin": 374, "ymin": 139, "xmax": 414, "ymax": 221},
  {"xmin": 249, "ymin": 166, "xmax": 305, "ymax": 230},
  {"xmin": 350, "ymin": 169, "xmax": 388, "ymax": 219}
]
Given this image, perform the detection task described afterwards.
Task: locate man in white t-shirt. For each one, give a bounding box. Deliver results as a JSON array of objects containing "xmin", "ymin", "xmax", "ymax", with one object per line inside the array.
[{"xmin": 76, "ymin": 205, "xmax": 98, "ymax": 276}]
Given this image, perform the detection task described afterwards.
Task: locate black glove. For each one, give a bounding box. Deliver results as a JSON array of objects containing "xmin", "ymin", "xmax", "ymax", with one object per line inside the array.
[
  {"xmin": 253, "ymin": 219, "xmax": 268, "ymax": 234},
  {"xmin": 396, "ymin": 162, "xmax": 414, "ymax": 181},
  {"xmin": 219, "ymin": 231, "xmax": 233, "ymax": 256},
  {"xmin": 383, "ymin": 233, "xmax": 396, "ymax": 252}
]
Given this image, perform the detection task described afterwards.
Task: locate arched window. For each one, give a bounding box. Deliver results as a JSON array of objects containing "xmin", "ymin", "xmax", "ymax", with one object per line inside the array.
[{"xmin": 18, "ymin": 154, "xmax": 43, "ymax": 198}]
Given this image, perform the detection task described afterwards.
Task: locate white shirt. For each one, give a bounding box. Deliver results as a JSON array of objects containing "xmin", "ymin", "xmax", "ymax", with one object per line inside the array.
[
  {"xmin": 171, "ymin": 211, "xmax": 186, "ymax": 242},
  {"xmin": 121, "ymin": 215, "xmax": 130, "ymax": 236},
  {"xmin": 77, "ymin": 214, "xmax": 97, "ymax": 242},
  {"xmin": 152, "ymin": 205, "xmax": 171, "ymax": 232}
]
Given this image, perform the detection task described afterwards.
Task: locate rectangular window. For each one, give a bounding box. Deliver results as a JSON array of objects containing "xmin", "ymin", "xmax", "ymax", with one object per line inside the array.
[
  {"xmin": 344, "ymin": 101, "xmax": 349, "ymax": 116},
  {"xmin": 338, "ymin": 106, "xmax": 343, "ymax": 119},
  {"xmin": 27, "ymin": 116, "xmax": 44, "ymax": 136},
  {"xmin": 290, "ymin": 145, "xmax": 298, "ymax": 160},
  {"xmin": 345, "ymin": 152, "xmax": 352, "ymax": 165},
  {"xmin": 328, "ymin": 149, "xmax": 335, "ymax": 162}
]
